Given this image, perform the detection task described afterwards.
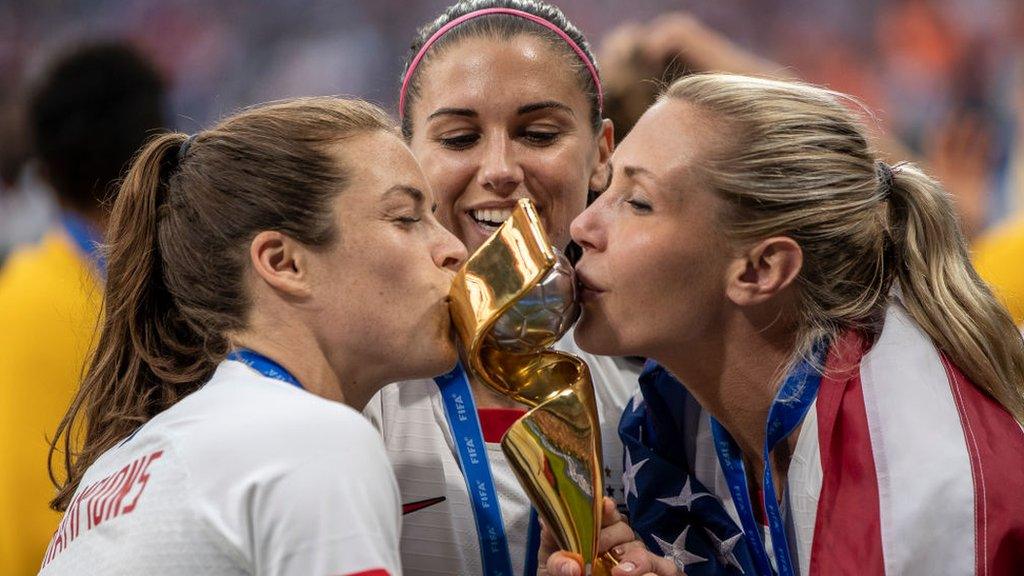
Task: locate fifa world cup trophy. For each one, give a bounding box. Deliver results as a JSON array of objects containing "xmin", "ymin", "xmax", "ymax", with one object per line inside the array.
[{"xmin": 448, "ymin": 198, "xmax": 616, "ymax": 576}]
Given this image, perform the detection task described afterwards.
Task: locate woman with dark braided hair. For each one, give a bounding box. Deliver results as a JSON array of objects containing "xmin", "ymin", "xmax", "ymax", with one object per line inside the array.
[
  {"xmin": 40, "ymin": 97, "xmax": 466, "ymax": 576},
  {"xmin": 547, "ymin": 74, "xmax": 1024, "ymax": 575},
  {"xmin": 363, "ymin": 1, "xmax": 644, "ymax": 575}
]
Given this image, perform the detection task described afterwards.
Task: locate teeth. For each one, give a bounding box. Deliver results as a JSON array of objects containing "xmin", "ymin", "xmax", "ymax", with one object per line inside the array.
[{"xmin": 471, "ymin": 208, "xmax": 514, "ymax": 226}]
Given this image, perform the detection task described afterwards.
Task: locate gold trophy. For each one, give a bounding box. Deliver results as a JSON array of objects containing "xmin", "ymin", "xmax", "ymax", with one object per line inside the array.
[{"xmin": 448, "ymin": 198, "xmax": 616, "ymax": 576}]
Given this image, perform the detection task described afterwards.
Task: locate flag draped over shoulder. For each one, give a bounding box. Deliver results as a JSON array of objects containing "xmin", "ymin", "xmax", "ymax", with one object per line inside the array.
[
  {"xmin": 619, "ymin": 302, "xmax": 1024, "ymax": 576},
  {"xmin": 620, "ymin": 361, "xmax": 756, "ymax": 575}
]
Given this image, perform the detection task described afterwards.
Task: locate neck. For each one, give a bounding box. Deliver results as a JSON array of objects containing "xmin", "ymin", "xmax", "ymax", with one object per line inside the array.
[
  {"xmin": 231, "ymin": 318, "xmax": 349, "ymax": 407},
  {"xmin": 660, "ymin": 314, "xmax": 800, "ymax": 467}
]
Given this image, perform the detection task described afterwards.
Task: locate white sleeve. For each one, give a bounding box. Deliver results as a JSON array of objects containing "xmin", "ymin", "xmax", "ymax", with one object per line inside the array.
[{"xmin": 251, "ymin": 420, "xmax": 402, "ymax": 576}]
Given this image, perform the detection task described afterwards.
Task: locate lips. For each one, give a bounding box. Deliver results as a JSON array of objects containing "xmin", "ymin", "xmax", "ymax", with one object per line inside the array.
[
  {"xmin": 461, "ymin": 200, "xmax": 545, "ymax": 248},
  {"xmin": 469, "ymin": 207, "xmax": 514, "ymax": 228},
  {"xmin": 574, "ymin": 269, "xmax": 605, "ymax": 302}
]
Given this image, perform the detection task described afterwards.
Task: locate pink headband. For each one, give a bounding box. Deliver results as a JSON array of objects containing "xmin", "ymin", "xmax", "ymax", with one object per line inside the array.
[{"xmin": 398, "ymin": 7, "xmax": 603, "ymax": 120}]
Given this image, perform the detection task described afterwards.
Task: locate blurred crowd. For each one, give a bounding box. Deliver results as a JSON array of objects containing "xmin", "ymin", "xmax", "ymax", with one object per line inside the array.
[
  {"xmin": 4, "ymin": 0, "xmax": 1024, "ymax": 247},
  {"xmin": 2, "ymin": 0, "xmax": 1024, "ymax": 572}
]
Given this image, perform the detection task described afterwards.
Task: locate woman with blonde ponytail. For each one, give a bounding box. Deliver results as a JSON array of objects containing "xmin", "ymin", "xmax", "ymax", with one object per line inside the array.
[
  {"xmin": 543, "ymin": 74, "xmax": 1024, "ymax": 576},
  {"xmin": 39, "ymin": 97, "xmax": 466, "ymax": 576}
]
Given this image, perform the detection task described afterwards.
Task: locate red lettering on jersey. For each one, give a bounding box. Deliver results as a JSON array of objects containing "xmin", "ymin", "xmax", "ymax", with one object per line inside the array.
[
  {"xmin": 122, "ymin": 450, "xmax": 162, "ymax": 514},
  {"xmin": 41, "ymin": 449, "xmax": 165, "ymax": 568},
  {"xmin": 86, "ymin": 473, "xmax": 118, "ymax": 529},
  {"xmin": 107, "ymin": 457, "xmax": 143, "ymax": 520},
  {"xmin": 92, "ymin": 463, "xmax": 130, "ymax": 527}
]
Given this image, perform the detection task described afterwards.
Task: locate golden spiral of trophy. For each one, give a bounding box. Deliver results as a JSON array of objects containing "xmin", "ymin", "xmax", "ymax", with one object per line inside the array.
[{"xmin": 448, "ymin": 198, "xmax": 615, "ymax": 576}]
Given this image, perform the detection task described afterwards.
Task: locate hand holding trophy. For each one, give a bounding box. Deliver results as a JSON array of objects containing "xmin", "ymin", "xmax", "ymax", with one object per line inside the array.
[{"xmin": 448, "ymin": 198, "xmax": 616, "ymax": 576}]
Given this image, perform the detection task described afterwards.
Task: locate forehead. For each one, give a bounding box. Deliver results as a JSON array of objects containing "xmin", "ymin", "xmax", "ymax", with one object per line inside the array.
[
  {"xmin": 412, "ymin": 34, "xmax": 590, "ymax": 118},
  {"xmin": 338, "ymin": 131, "xmax": 431, "ymax": 199},
  {"xmin": 615, "ymin": 99, "xmax": 723, "ymax": 183}
]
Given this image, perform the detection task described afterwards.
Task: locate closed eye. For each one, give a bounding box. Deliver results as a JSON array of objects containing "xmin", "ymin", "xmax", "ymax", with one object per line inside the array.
[
  {"xmin": 438, "ymin": 133, "xmax": 479, "ymax": 150},
  {"xmin": 627, "ymin": 198, "xmax": 652, "ymax": 213},
  {"xmin": 521, "ymin": 130, "xmax": 559, "ymax": 146}
]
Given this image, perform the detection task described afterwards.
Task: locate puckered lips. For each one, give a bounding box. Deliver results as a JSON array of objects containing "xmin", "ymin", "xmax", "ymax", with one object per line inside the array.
[{"xmin": 574, "ymin": 267, "xmax": 605, "ymax": 303}]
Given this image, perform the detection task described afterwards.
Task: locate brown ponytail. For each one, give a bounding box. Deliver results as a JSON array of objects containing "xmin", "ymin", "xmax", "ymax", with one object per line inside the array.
[{"xmin": 49, "ymin": 98, "xmax": 394, "ymax": 511}]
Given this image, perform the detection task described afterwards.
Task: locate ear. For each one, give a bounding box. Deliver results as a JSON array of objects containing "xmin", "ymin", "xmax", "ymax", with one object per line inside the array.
[
  {"xmin": 725, "ymin": 236, "xmax": 803, "ymax": 307},
  {"xmin": 588, "ymin": 119, "xmax": 615, "ymax": 194},
  {"xmin": 249, "ymin": 231, "xmax": 312, "ymax": 298}
]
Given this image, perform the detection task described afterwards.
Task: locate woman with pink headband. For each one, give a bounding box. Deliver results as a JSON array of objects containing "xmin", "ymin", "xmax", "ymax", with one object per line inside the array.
[{"xmin": 363, "ymin": 1, "xmax": 643, "ymax": 575}]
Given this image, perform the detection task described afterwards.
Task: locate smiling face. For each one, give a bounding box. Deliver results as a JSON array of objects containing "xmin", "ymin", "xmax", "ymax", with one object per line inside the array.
[
  {"xmin": 406, "ymin": 34, "xmax": 612, "ymax": 255},
  {"xmin": 570, "ymin": 99, "xmax": 735, "ymax": 360},
  {"xmin": 307, "ymin": 130, "xmax": 467, "ymax": 393}
]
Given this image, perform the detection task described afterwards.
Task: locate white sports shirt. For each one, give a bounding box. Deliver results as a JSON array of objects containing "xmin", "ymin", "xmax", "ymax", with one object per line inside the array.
[
  {"xmin": 39, "ymin": 360, "xmax": 402, "ymax": 576},
  {"xmin": 364, "ymin": 330, "xmax": 642, "ymax": 576}
]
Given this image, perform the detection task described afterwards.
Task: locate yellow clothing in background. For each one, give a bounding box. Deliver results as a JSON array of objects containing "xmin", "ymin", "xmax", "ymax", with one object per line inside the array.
[
  {"xmin": 0, "ymin": 229, "xmax": 102, "ymax": 575},
  {"xmin": 973, "ymin": 217, "xmax": 1024, "ymax": 325}
]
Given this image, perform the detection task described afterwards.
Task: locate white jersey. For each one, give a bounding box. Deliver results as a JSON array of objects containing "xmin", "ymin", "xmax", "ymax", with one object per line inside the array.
[
  {"xmin": 364, "ymin": 330, "xmax": 642, "ymax": 576},
  {"xmin": 40, "ymin": 360, "xmax": 402, "ymax": 576}
]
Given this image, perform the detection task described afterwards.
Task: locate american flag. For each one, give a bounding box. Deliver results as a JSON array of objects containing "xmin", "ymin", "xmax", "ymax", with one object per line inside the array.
[
  {"xmin": 618, "ymin": 303, "xmax": 1024, "ymax": 575},
  {"xmin": 620, "ymin": 361, "xmax": 755, "ymax": 576}
]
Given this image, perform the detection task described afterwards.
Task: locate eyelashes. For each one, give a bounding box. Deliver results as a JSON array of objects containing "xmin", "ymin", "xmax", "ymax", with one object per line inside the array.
[{"xmin": 435, "ymin": 130, "xmax": 562, "ymax": 150}]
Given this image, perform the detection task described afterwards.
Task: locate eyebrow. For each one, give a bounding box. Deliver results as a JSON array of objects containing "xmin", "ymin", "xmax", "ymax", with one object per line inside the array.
[
  {"xmin": 426, "ymin": 107, "xmax": 477, "ymax": 121},
  {"xmin": 425, "ymin": 100, "xmax": 576, "ymax": 122},
  {"xmin": 623, "ymin": 165, "xmax": 655, "ymax": 180},
  {"xmin": 517, "ymin": 100, "xmax": 575, "ymax": 117},
  {"xmin": 383, "ymin": 185, "xmax": 425, "ymax": 204}
]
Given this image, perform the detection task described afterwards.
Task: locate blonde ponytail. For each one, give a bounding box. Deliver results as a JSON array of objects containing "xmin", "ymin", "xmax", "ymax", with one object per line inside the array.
[
  {"xmin": 887, "ymin": 163, "xmax": 1024, "ymax": 422},
  {"xmin": 664, "ymin": 73, "xmax": 1024, "ymax": 424}
]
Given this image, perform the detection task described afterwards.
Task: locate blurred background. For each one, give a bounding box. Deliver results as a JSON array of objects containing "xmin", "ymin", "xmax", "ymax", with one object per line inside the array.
[
  {"xmin": 3, "ymin": 0, "xmax": 1024, "ymax": 242},
  {"xmin": 2, "ymin": 1, "xmax": 1024, "ymax": 573}
]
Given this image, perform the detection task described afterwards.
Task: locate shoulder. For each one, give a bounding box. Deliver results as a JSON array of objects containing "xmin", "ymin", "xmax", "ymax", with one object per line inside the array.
[
  {"xmin": 973, "ymin": 216, "xmax": 1024, "ymax": 263},
  {"xmin": 0, "ymin": 231, "xmax": 92, "ymax": 289},
  {"xmin": 166, "ymin": 362, "xmax": 389, "ymax": 477},
  {"xmin": 973, "ymin": 218, "xmax": 1024, "ymax": 322},
  {"xmin": 364, "ymin": 377, "xmax": 445, "ymax": 445},
  {"xmin": 0, "ymin": 231, "xmax": 100, "ymax": 318}
]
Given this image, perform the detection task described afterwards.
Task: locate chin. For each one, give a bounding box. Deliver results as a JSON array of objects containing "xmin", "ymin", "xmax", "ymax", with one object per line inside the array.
[
  {"xmin": 435, "ymin": 340, "xmax": 459, "ymax": 374},
  {"xmin": 407, "ymin": 339, "xmax": 459, "ymax": 381},
  {"xmin": 574, "ymin": 312, "xmax": 628, "ymax": 357}
]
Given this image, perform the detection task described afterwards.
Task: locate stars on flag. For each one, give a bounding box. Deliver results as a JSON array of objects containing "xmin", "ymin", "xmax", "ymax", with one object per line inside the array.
[
  {"xmin": 656, "ymin": 476, "xmax": 712, "ymax": 511},
  {"xmin": 705, "ymin": 528, "xmax": 745, "ymax": 573},
  {"xmin": 653, "ymin": 526, "xmax": 708, "ymax": 571},
  {"xmin": 622, "ymin": 447, "xmax": 649, "ymax": 501}
]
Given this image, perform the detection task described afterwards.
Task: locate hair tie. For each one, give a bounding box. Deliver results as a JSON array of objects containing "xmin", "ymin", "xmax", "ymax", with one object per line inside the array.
[
  {"xmin": 177, "ymin": 134, "xmax": 197, "ymax": 164},
  {"xmin": 876, "ymin": 161, "xmax": 895, "ymax": 198},
  {"xmin": 399, "ymin": 7, "xmax": 603, "ymax": 119}
]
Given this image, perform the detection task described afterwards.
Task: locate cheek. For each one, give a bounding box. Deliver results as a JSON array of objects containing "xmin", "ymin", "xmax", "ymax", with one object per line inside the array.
[
  {"xmin": 525, "ymin": 148, "xmax": 591, "ymax": 244},
  {"xmin": 611, "ymin": 230, "xmax": 724, "ymax": 345},
  {"xmin": 420, "ymin": 151, "xmax": 475, "ymax": 210}
]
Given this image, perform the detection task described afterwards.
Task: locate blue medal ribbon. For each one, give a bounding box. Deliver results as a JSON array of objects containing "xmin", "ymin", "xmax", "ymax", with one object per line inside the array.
[
  {"xmin": 436, "ymin": 362, "xmax": 540, "ymax": 576},
  {"xmin": 710, "ymin": 342, "xmax": 828, "ymax": 576},
  {"xmin": 227, "ymin": 349, "xmax": 304, "ymax": 390},
  {"xmin": 523, "ymin": 508, "xmax": 541, "ymax": 576},
  {"xmin": 61, "ymin": 212, "xmax": 106, "ymax": 277}
]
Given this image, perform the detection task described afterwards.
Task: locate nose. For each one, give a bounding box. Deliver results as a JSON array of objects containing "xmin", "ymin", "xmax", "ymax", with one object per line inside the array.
[
  {"xmin": 476, "ymin": 133, "xmax": 521, "ymax": 197},
  {"xmin": 570, "ymin": 200, "xmax": 606, "ymax": 254},
  {"xmin": 436, "ymin": 226, "xmax": 469, "ymax": 272}
]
